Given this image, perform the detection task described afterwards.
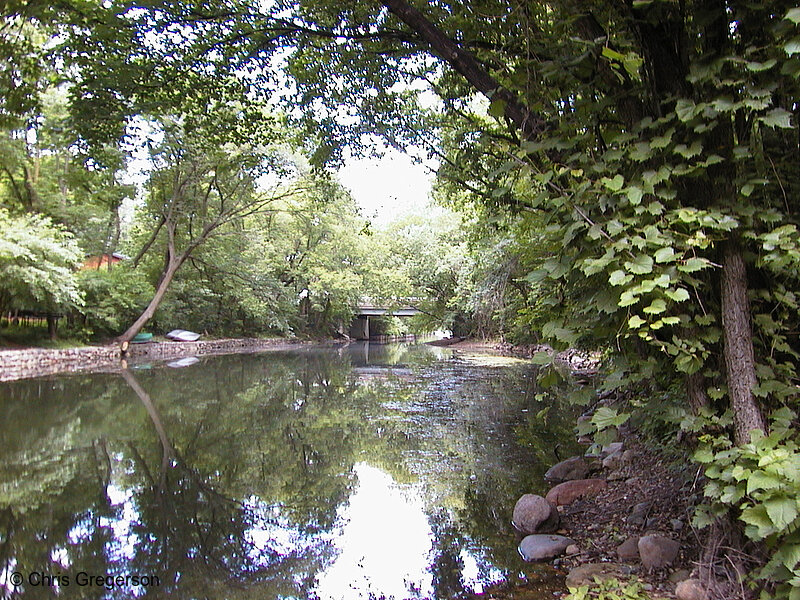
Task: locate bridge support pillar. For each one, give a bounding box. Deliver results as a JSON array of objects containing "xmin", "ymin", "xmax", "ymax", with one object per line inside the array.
[{"xmin": 349, "ymin": 315, "xmax": 370, "ymax": 340}]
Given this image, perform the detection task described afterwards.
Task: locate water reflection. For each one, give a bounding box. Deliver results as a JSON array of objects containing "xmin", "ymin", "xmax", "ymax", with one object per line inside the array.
[
  {"xmin": 0, "ymin": 343, "xmax": 580, "ymax": 599},
  {"xmin": 317, "ymin": 463, "xmax": 433, "ymax": 600}
]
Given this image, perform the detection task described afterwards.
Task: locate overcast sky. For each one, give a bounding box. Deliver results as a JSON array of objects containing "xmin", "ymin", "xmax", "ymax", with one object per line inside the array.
[{"xmin": 338, "ymin": 146, "xmax": 437, "ymax": 227}]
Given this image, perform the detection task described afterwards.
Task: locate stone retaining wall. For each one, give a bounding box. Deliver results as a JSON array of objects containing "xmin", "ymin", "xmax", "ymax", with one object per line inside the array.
[{"xmin": 0, "ymin": 338, "xmax": 303, "ymax": 382}]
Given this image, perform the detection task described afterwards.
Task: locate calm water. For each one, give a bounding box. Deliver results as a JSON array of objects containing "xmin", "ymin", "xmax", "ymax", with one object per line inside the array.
[{"xmin": 0, "ymin": 343, "xmax": 580, "ymax": 599}]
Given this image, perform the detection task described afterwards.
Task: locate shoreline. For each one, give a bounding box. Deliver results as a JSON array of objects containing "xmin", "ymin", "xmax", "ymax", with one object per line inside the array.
[{"xmin": 0, "ymin": 337, "xmax": 316, "ymax": 382}]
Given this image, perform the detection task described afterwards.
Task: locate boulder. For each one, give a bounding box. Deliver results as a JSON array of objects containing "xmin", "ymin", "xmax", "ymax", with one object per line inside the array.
[
  {"xmin": 512, "ymin": 494, "xmax": 559, "ymax": 534},
  {"xmin": 544, "ymin": 456, "xmax": 590, "ymax": 483},
  {"xmin": 638, "ymin": 534, "xmax": 680, "ymax": 569},
  {"xmin": 565, "ymin": 563, "xmax": 626, "ymax": 588},
  {"xmin": 616, "ymin": 536, "xmax": 640, "ymax": 561},
  {"xmin": 545, "ymin": 478, "xmax": 607, "ymax": 506},
  {"xmin": 675, "ymin": 578, "xmax": 708, "ymax": 600},
  {"xmin": 518, "ymin": 534, "xmax": 575, "ymax": 562}
]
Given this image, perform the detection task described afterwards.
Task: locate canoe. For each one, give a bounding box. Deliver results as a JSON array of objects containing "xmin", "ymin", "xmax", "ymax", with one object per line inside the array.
[
  {"xmin": 166, "ymin": 329, "xmax": 201, "ymax": 342},
  {"xmin": 167, "ymin": 357, "xmax": 200, "ymax": 368},
  {"xmin": 131, "ymin": 332, "xmax": 153, "ymax": 344}
]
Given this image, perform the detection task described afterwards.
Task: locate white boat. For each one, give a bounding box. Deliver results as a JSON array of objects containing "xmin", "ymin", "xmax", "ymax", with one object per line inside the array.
[
  {"xmin": 167, "ymin": 357, "xmax": 200, "ymax": 368},
  {"xmin": 166, "ymin": 329, "xmax": 201, "ymax": 342}
]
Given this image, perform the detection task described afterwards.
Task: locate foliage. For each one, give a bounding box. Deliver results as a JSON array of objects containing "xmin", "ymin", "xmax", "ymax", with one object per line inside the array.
[
  {"xmin": 0, "ymin": 208, "xmax": 83, "ymax": 314},
  {"xmin": 566, "ymin": 577, "xmax": 651, "ymax": 600},
  {"xmin": 694, "ymin": 407, "xmax": 800, "ymax": 598},
  {"xmin": 77, "ymin": 264, "xmax": 154, "ymax": 335}
]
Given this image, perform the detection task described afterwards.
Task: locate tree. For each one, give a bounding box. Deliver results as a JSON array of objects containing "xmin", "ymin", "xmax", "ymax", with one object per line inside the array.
[
  {"xmin": 0, "ymin": 208, "xmax": 83, "ymax": 337},
  {"xmin": 118, "ymin": 114, "xmax": 307, "ymax": 343}
]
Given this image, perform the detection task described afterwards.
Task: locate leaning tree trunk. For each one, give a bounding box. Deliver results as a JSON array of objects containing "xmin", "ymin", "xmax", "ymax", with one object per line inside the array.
[
  {"xmin": 381, "ymin": 0, "xmax": 546, "ymax": 141},
  {"xmin": 721, "ymin": 241, "xmax": 766, "ymax": 444},
  {"xmin": 117, "ymin": 256, "xmax": 183, "ymax": 345}
]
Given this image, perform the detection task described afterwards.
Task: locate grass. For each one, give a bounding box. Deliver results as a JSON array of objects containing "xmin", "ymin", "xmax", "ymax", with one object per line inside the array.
[{"xmin": 0, "ymin": 322, "xmax": 87, "ymax": 350}]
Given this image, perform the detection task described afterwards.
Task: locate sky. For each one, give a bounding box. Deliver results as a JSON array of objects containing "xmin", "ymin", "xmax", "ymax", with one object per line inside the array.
[
  {"xmin": 120, "ymin": 118, "xmax": 440, "ymax": 231},
  {"xmin": 338, "ymin": 146, "xmax": 437, "ymax": 227}
]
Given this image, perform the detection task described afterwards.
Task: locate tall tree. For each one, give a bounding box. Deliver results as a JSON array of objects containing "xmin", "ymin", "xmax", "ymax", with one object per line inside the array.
[{"xmin": 118, "ymin": 113, "xmax": 309, "ymax": 344}]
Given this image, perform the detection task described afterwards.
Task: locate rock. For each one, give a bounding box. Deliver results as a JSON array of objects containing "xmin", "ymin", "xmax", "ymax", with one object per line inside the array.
[
  {"xmin": 669, "ymin": 569, "xmax": 691, "ymax": 583},
  {"xmin": 603, "ymin": 449, "xmax": 624, "ymax": 470},
  {"xmin": 675, "ymin": 578, "xmax": 708, "ymax": 600},
  {"xmin": 627, "ymin": 501, "xmax": 652, "ymax": 527},
  {"xmin": 518, "ymin": 534, "xmax": 576, "ymax": 562},
  {"xmin": 670, "ymin": 519, "xmax": 685, "ymax": 531},
  {"xmin": 512, "ymin": 494, "xmax": 559, "ymax": 534},
  {"xmin": 616, "ymin": 536, "xmax": 640, "ymax": 561},
  {"xmin": 638, "ymin": 534, "xmax": 680, "ymax": 569},
  {"xmin": 544, "ymin": 456, "xmax": 590, "ymax": 483},
  {"xmin": 645, "ymin": 517, "xmax": 661, "ymax": 530},
  {"xmin": 565, "ymin": 563, "xmax": 625, "ymax": 587},
  {"xmin": 545, "ymin": 478, "xmax": 608, "ymax": 506},
  {"xmin": 602, "ymin": 441, "xmax": 624, "ymax": 457},
  {"xmin": 565, "ymin": 544, "xmax": 579, "ymax": 555},
  {"xmin": 621, "ymin": 449, "xmax": 637, "ymax": 464}
]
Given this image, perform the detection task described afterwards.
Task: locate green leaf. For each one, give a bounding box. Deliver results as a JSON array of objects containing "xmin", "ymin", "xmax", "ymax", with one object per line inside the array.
[
  {"xmin": 765, "ymin": 496, "xmax": 799, "ymax": 530},
  {"xmin": 592, "ymin": 407, "xmax": 630, "ymax": 429},
  {"xmin": 678, "ymin": 257, "xmax": 709, "ymax": 273},
  {"xmin": 695, "ymin": 447, "xmax": 715, "ymax": 463},
  {"xmin": 675, "ymin": 99, "xmax": 697, "ymax": 122},
  {"xmin": 624, "ymin": 254, "xmax": 654, "ymax": 275},
  {"xmin": 643, "ymin": 299, "xmax": 666, "ymax": 314},
  {"xmin": 626, "ymin": 186, "xmax": 644, "ymax": 205},
  {"xmin": 720, "ymin": 485, "xmax": 745, "ymax": 504},
  {"xmin": 619, "ymin": 290, "xmax": 639, "ymax": 307},
  {"xmin": 740, "ymin": 504, "xmax": 776, "ymax": 539},
  {"xmin": 650, "ymin": 128, "xmax": 674, "ymax": 149},
  {"xmin": 666, "ymin": 287, "xmax": 691, "ymax": 302},
  {"xmin": 761, "ymin": 108, "xmax": 793, "ymax": 129},
  {"xmin": 785, "ymin": 38, "xmax": 800, "ymax": 56},
  {"xmin": 787, "ymin": 7, "xmax": 800, "ymax": 23},
  {"xmin": 609, "ymin": 270, "xmax": 632, "ymax": 286},
  {"xmin": 628, "ymin": 315, "xmax": 646, "ymax": 328},
  {"xmin": 602, "ymin": 174, "xmax": 625, "ymax": 192},
  {"xmin": 601, "ymin": 47, "xmax": 626, "ymax": 62},
  {"xmin": 654, "ymin": 247, "xmax": 676, "ymax": 263},
  {"xmin": 488, "ymin": 98, "xmax": 507, "ymax": 118},
  {"xmin": 746, "ymin": 59, "xmax": 777, "ymax": 72},
  {"xmin": 531, "ymin": 351, "xmax": 553, "ymax": 365},
  {"xmin": 674, "ymin": 140, "xmax": 703, "ymax": 158},
  {"xmin": 746, "ymin": 471, "xmax": 783, "ymax": 495}
]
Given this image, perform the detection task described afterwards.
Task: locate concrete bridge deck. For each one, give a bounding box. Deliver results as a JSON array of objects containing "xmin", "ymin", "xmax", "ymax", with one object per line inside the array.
[
  {"xmin": 350, "ymin": 303, "xmax": 422, "ymax": 340},
  {"xmin": 355, "ymin": 305, "xmax": 421, "ymax": 317}
]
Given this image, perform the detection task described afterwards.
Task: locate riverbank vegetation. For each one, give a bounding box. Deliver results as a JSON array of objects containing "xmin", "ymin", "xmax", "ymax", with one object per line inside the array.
[{"xmin": 3, "ymin": 1, "xmax": 800, "ymax": 598}]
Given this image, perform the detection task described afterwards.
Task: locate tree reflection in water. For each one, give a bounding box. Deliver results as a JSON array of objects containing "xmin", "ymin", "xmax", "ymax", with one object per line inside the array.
[{"xmin": 0, "ymin": 344, "xmax": 580, "ymax": 599}]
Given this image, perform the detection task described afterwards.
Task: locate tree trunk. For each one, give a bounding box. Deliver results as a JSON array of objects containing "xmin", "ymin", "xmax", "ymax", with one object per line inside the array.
[
  {"xmin": 46, "ymin": 314, "xmax": 58, "ymax": 340},
  {"xmin": 132, "ymin": 215, "xmax": 166, "ymax": 268},
  {"xmin": 686, "ymin": 371, "xmax": 709, "ymax": 414},
  {"xmin": 117, "ymin": 256, "xmax": 183, "ymax": 344},
  {"xmin": 381, "ymin": 0, "xmax": 546, "ymax": 140},
  {"xmin": 121, "ymin": 369, "xmax": 174, "ymax": 494},
  {"xmin": 721, "ymin": 241, "xmax": 766, "ymax": 444}
]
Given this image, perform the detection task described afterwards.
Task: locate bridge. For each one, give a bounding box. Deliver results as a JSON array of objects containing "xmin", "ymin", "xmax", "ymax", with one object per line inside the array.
[{"xmin": 349, "ymin": 301, "xmax": 422, "ymax": 340}]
